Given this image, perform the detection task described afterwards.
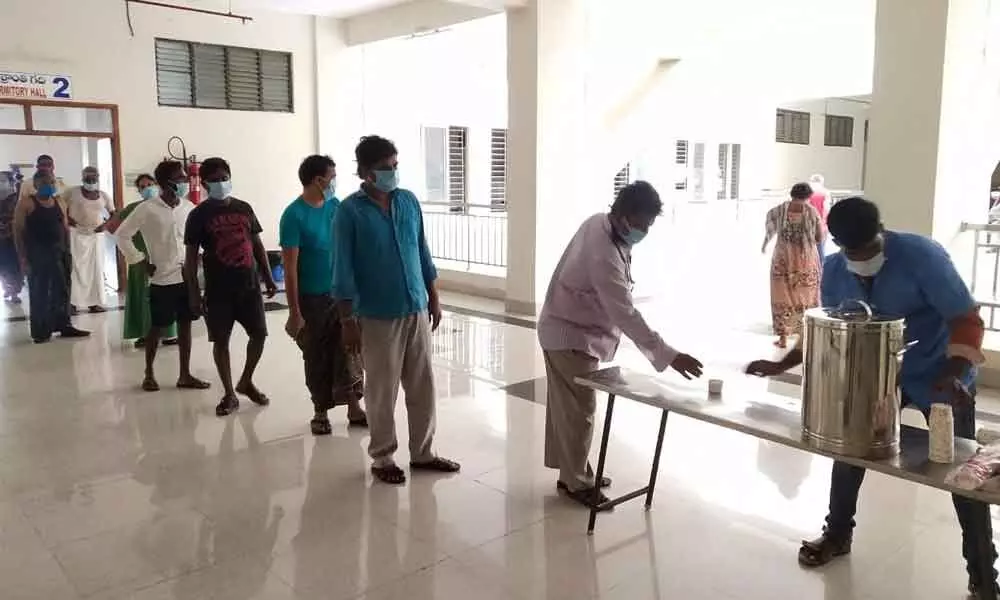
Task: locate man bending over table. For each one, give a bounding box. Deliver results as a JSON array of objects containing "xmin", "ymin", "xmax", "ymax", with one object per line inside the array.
[
  {"xmin": 538, "ymin": 181, "xmax": 704, "ymax": 509},
  {"xmin": 746, "ymin": 196, "xmax": 998, "ymax": 598}
]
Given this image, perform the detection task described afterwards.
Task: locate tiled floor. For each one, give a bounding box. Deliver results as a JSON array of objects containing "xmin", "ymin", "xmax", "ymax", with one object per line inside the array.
[{"xmin": 0, "ymin": 293, "xmax": 998, "ymax": 599}]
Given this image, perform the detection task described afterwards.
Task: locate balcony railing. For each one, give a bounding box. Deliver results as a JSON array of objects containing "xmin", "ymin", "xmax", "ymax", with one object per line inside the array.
[
  {"xmin": 962, "ymin": 222, "xmax": 1000, "ymax": 330},
  {"xmin": 421, "ymin": 202, "xmax": 507, "ymax": 269}
]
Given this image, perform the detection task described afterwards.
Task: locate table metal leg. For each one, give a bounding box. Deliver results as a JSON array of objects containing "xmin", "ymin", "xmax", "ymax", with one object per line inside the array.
[
  {"xmin": 645, "ymin": 409, "xmax": 669, "ymax": 509},
  {"xmin": 588, "ymin": 393, "xmax": 616, "ymax": 535}
]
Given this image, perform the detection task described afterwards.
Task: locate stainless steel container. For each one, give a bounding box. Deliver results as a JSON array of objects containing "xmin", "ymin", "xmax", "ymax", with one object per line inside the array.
[{"xmin": 801, "ymin": 300, "xmax": 906, "ymax": 459}]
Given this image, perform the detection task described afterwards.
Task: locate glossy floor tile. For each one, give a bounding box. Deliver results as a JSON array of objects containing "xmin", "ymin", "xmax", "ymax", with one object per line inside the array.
[{"xmin": 0, "ymin": 296, "xmax": 998, "ymax": 599}]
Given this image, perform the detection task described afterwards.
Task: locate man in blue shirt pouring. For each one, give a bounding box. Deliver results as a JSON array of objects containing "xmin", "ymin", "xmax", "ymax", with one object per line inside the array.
[
  {"xmin": 747, "ymin": 197, "xmax": 998, "ymax": 598},
  {"xmin": 334, "ymin": 135, "xmax": 460, "ymax": 485}
]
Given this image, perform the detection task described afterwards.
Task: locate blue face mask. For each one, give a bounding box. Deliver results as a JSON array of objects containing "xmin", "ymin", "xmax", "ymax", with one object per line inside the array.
[
  {"xmin": 140, "ymin": 185, "xmax": 159, "ymax": 200},
  {"xmin": 174, "ymin": 181, "xmax": 190, "ymax": 198},
  {"xmin": 324, "ymin": 178, "xmax": 337, "ymax": 201},
  {"xmin": 373, "ymin": 169, "xmax": 398, "ymax": 193},
  {"xmin": 623, "ymin": 228, "xmax": 647, "ymax": 246},
  {"xmin": 37, "ymin": 183, "xmax": 57, "ymax": 198},
  {"xmin": 206, "ymin": 180, "xmax": 232, "ymax": 200}
]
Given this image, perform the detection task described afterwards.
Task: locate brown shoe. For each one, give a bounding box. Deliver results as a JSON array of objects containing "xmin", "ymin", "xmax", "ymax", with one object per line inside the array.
[{"xmin": 798, "ymin": 530, "xmax": 852, "ymax": 567}]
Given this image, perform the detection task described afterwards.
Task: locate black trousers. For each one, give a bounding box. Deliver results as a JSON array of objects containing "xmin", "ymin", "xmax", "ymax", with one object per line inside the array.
[
  {"xmin": 27, "ymin": 249, "xmax": 70, "ymax": 340},
  {"xmin": 826, "ymin": 393, "xmax": 997, "ymax": 583}
]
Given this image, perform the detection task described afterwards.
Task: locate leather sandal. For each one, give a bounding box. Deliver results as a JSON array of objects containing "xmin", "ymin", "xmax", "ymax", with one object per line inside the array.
[{"xmin": 798, "ymin": 530, "xmax": 852, "ymax": 567}]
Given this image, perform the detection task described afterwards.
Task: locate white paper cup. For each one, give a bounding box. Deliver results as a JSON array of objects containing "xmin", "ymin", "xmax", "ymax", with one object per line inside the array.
[{"xmin": 708, "ymin": 379, "xmax": 723, "ymax": 396}]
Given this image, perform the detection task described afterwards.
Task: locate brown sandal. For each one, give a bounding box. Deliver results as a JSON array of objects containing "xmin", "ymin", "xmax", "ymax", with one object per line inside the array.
[
  {"xmin": 562, "ymin": 485, "xmax": 612, "ymax": 511},
  {"xmin": 371, "ymin": 464, "xmax": 407, "ymax": 485},
  {"xmin": 798, "ymin": 531, "xmax": 852, "ymax": 567}
]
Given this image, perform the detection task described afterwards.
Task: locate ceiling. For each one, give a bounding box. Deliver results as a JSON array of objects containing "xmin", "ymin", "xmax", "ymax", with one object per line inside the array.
[{"xmin": 185, "ymin": 0, "xmax": 413, "ymax": 18}]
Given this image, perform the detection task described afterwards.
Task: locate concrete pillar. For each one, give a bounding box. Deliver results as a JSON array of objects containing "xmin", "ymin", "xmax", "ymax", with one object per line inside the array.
[
  {"xmin": 505, "ymin": 0, "xmax": 598, "ymax": 314},
  {"xmin": 865, "ymin": 0, "xmax": 1000, "ymax": 242}
]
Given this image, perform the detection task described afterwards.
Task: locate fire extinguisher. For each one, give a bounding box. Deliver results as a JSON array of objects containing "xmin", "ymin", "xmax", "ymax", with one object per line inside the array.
[
  {"xmin": 166, "ymin": 136, "xmax": 201, "ymax": 204},
  {"xmin": 187, "ymin": 160, "xmax": 201, "ymax": 205}
]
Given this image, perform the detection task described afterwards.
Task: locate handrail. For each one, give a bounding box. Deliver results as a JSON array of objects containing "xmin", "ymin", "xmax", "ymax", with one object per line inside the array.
[{"xmin": 962, "ymin": 222, "xmax": 1000, "ymax": 233}]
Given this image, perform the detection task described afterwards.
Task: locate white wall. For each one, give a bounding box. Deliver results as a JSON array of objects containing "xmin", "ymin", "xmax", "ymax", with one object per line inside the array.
[
  {"xmin": 768, "ymin": 98, "xmax": 869, "ymax": 192},
  {"xmin": 0, "ymin": 0, "xmax": 329, "ymax": 246}
]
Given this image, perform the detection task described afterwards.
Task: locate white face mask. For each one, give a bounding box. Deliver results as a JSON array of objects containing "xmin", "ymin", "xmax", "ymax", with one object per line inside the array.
[{"xmin": 846, "ymin": 252, "xmax": 885, "ymax": 277}]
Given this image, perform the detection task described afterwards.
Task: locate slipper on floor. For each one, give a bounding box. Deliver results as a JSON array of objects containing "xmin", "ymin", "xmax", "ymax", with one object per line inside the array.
[
  {"xmin": 557, "ymin": 475, "xmax": 611, "ymax": 491},
  {"xmin": 410, "ymin": 457, "xmax": 461, "ymax": 473},
  {"xmin": 371, "ymin": 464, "xmax": 407, "ymax": 485},
  {"xmin": 177, "ymin": 378, "xmax": 211, "ymax": 390},
  {"xmin": 142, "ymin": 378, "xmax": 160, "ymax": 392},
  {"xmin": 311, "ymin": 417, "xmax": 332, "ymax": 436}
]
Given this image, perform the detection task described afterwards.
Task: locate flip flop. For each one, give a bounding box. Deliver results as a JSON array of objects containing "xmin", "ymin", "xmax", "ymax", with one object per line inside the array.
[
  {"xmin": 236, "ymin": 383, "xmax": 270, "ymax": 406},
  {"xmin": 310, "ymin": 416, "xmax": 332, "ymax": 436},
  {"xmin": 557, "ymin": 476, "xmax": 612, "ymax": 491},
  {"xmin": 410, "ymin": 457, "xmax": 461, "ymax": 473},
  {"xmin": 371, "ymin": 464, "xmax": 407, "ymax": 485},
  {"xmin": 177, "ymin": 377, "xmax": 211, "ymax": 390},
  {"xmin": 142, "ymin": 377, "xmax": 160, "ymax": 392},
  {"xmin": 348, "ymin": 415, "xmax": 368, "ymax": 428},
  {"xmin": 562, "ymin": 486, "xmax": 612, "ymax": 511}
]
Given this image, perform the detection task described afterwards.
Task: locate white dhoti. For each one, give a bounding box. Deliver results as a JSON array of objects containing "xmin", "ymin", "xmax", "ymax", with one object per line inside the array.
[{"xmin": 69, "ymin": 229, "xmax": 106, "ymax": 307}]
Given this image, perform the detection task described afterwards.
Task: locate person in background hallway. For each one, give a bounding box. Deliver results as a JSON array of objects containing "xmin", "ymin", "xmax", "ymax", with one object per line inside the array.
[
  {"xmin": 334, "ymin": 135, "xmax": 459, "ymax": 485},
  {"xmin": 14, "ymin": 171, "xmax": 89, "ymax": 343},
  {"xmin": 66, "ymin": 166, "xmax": 114, "ymax": 313},
  {"xmin": 762, "ymin": 182, "xmax": 824, "ymax": 348},
  {"xmin": 280, "ymin": 154, "xmax": 367, "ymax": 436},
  {"xmin": 106, "ymin": 174, "xmax": 179, "ymax": 348},
  {"xmin": 115, "ymin": 161, "xmax": 209, "ymax": 393},
  {"xmin": 15, "ymin": 155, "xmax": 71, "ymax": 316},
  {"xmin": 0, "ymin": 171, "xmax": 23, "ymax": 304},
  {"xmin": 746, "ymin": 196, "xmax": 998, "ymax": 599},
  {"xmin": 538, "ymin": 181, "xmax": 704, "ymax": 509},
  {"xmin": 809, "ymin": 173, "xmax": 831, "ymax": 260},
  {"xmin": 185, "ymin": 157, "xmax": 276, "ymax": 417}
]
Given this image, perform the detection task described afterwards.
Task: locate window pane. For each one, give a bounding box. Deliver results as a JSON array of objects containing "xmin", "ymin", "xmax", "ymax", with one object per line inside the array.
[
  {"xmin": 260, "ymin": 51, "xmax": 292, "ymax": 112},
  {"xmin": 31, "ymin": 106, "xmax": 111, "ymax": 133},
  {"xmin": 193, "ymin": 43, "xmax": 226, "ymax": 108},
  {"xmin": 0, "ymin": 104, "xmax": 25, "ymax": 129},
  {"xmin": 423, "ymin": 126, "xmax": 446, "ymax": 203},
  {"xmin": 226, "ymin": 47, "xmax": 261, "ymax": 110},
  {"xmin": 155, "ymin": 39, "xmax": 193, "ymax": 106}
]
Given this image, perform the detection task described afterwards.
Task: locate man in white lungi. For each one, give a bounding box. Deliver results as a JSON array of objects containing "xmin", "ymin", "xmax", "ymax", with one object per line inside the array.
[
  {"xmin": 537, "ymin": 181, "xmax": 704, "ymax": 509},
  {"xmin": 65, "ymin": 166, "xmax": 114, "ymax": 312}
]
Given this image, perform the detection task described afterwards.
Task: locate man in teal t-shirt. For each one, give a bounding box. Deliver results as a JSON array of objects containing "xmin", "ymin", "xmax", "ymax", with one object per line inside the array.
[{"xmin": 279, "ymin": 155, "xmax": 366, "ymax": 435}]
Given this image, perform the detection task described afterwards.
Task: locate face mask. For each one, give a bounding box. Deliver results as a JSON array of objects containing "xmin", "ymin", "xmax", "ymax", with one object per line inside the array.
[
  {"xmin": 174, "ymin": 181, "xmax": 190, "ymax": 198},
  {"xmin": 846, "ymin": 252, "xmax": 885, "ymax": 277},
  {"xmin": 37, "ymin": 183, "xmax": 57, "ymax": 198},
  {"xmin": 623, "ymin": 228, "xmax": 647, "ymax": 246},
  {"xmin": 83, "ymin": 182, "xmax": 99, "ymax": 192},
  {"xmin": 206, "ymin": 180, "xmax": 232, "ymax": 200},
  {"xmin": 140, "ymin": 185, "xmax": 159, "ymax": 200},
  {"xmin": 324, "ymin": 178, "xmax": 337, "ymax": 201},
  {"xmin": 373, "ymin": 169, "xmax": 398, "ymax": 193}
]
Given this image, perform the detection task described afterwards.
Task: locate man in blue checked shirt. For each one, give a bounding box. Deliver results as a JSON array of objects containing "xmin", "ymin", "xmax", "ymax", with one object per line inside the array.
[{"xmin": 333, "ymin": 135, "xmax": 460, "ymax": 485}]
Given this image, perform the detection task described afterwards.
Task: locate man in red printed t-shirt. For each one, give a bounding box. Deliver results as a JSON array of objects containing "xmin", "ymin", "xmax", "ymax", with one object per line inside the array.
[{"xmin": 184, "ymin": 157, "xmax": 277, "ymax": 418}]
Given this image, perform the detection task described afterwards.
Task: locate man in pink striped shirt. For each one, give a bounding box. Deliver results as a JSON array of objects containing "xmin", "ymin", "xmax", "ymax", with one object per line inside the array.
[{"xmin": 538, "ymin": 181, "xmax": 704, "ymax": 508}]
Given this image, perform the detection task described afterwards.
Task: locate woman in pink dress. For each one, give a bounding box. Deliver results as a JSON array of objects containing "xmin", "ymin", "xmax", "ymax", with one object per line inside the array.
[
  {"xmin": 808, "ymin": 174, "xmax": 830, "ymax": 259},
  {"xmin": 762, "ymin": 182, "xmax": 825, "ymax": 347}
]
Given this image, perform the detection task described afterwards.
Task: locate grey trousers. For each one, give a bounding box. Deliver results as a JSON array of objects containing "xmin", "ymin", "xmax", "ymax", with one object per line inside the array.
[
  {"xmin": 361, "ymin": 313, "xmax": 437, "ymax": 468},
  {"xmin": 543, "ymin": 349, "xmax": 600, "ymax": 492}
]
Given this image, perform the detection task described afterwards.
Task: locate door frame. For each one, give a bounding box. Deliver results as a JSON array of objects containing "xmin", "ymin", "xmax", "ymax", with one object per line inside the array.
[{"xmin": 0, "ymin": 98, "xmax": 125, "ymax": 289}]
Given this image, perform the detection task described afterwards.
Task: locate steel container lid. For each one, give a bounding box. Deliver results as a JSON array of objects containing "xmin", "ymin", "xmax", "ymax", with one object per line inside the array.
[{"xmin": 804, "ymin": 302, "xmax": 904, "ymax": 332}]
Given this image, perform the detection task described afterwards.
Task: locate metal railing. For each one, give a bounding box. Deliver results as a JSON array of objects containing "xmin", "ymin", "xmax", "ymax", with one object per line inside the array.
[
  {"xmin": 962, "ymin": 222, "xmax": 1000, "ymax": 330},
  {"xmin": 421, "ymin": 202, "xmax": 507, "ymax": 268}
]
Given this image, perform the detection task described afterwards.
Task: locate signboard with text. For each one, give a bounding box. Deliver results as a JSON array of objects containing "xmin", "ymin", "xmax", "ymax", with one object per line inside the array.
[{"xmin": 0, "ymin": 72, "xmax": 72, "ymax": 100}]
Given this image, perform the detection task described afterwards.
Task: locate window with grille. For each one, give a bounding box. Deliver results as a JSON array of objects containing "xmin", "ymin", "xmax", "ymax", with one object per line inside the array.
[
  {"xmin": 824, "ymin": 114, "xmax": 854, "ymax": 147},
  {"xmin": 716, "ymin": 145, "xmax": 729, "ymax": 200},
  {"xmin": 775, "ymin": 109, "xmax": 810, "ymax": 144},
  {"xmin": 729, "ymin": 143, "xmax": 741, "ymax": 199},
  {"xmin": 155, "ymin": 38, "xmax": 293, "ymax": 112},
  {"xmin": 692, "ymin": 143, "xmax": 705, "ymax": 201},
  {"xmin": 613, "ymin": 164, "xmax": 631, "ymax": 199},
  {"xmin": 447, "ymin": 126, "xmax": 468, "ymax": 213},
  {"xmin": 490, "ymin": 128, "xmax": 507, "ymax": 211}
]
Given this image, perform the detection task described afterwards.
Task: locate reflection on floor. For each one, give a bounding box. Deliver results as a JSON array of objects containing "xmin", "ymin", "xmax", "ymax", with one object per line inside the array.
[{"xmin": 0, "ymin": 294, "xmax": 997, "ymax": 599}]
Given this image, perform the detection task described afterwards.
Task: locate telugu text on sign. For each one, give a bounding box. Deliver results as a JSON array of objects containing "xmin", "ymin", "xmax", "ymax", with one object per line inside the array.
[{"xmin": 0, "ymin": 72, "xmax": 73, "ymax": 100}]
